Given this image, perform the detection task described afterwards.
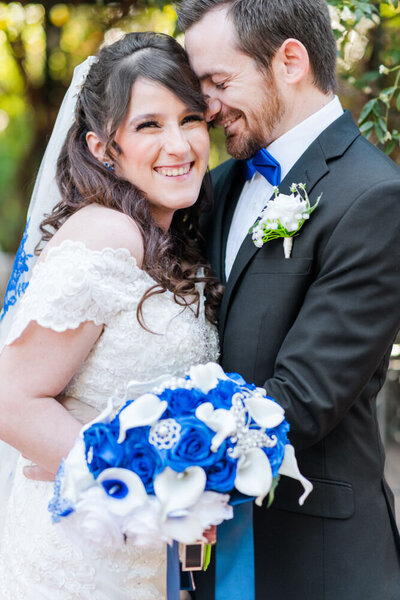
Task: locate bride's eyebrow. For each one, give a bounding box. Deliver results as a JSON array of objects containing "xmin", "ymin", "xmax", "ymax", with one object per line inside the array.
[{"xmin": 129, "ymin": 113, "xmax": 161, "ymax": 125}]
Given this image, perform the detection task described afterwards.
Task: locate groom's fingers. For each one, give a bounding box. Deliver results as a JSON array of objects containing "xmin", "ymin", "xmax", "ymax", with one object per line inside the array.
[
  {"xmin": 23, "ymin": 465, "xmax": 55, "ymax": 482},
  {"xmin": 203, "ymin": 524, "xmax": 217, "ymax": 544}
]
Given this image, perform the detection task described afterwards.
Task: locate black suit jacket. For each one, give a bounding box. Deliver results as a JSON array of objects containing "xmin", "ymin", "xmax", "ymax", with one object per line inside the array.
[{"xmin": 196, "ymin": 111, "xmax": 400, "ymax": 600}]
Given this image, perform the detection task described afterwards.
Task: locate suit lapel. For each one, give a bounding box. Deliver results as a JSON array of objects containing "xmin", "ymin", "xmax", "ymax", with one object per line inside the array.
[
  {"xmin": 220, "ymin": 168, "xmax": 245, "ymax": 285},
  {"xmin": 210, "ymin": 161, "xmax": 246, "ymax": 284},
  {"xmin": 218, "ymin": 111, "xmax": 360, "ymax": 339}
]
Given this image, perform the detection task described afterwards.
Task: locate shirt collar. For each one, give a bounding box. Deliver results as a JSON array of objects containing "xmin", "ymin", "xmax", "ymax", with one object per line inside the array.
[{"xmin": 264, "ymin": 95, "xmax": 344, "ymax": 182}]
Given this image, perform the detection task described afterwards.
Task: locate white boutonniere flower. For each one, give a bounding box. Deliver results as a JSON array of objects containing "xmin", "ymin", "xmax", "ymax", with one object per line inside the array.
[{"xmin": 250, "ymin": 183, "xmax": 321, "ymax": 258}]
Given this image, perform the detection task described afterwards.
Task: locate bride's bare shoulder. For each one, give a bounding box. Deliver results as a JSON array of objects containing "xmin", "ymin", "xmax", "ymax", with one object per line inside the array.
[{"xmin": 40, "ymin": 205, "xmax": 144, "ymax": 266}]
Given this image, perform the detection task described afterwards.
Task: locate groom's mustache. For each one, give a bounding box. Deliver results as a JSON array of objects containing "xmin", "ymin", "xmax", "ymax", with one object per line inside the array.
[{"xmin": 209, "ymin": 110, "xmax": 242, "ymax": 133}]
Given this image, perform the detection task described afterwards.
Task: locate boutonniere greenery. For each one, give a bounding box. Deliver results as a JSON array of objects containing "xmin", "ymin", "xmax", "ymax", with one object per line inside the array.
[{"xmin": 250, "ymin": 183, "xmax": 321, "ymax": 258}]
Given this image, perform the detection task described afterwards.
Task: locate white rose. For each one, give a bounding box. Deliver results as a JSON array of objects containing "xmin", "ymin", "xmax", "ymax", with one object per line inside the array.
[
  {"xmin": 60, "ymin": 486, "xmax": 124, "ymax": 552},
  {"xmin": 263, "ymin": 193, "xmax": 307, "ymax": 231},
  {"xmin": 122, "ymin": 497, "xmax": 166, "ymax": 547},
  {"xmin": 192, "ymin": 491, "xmax": 233, "ymax": 530}
]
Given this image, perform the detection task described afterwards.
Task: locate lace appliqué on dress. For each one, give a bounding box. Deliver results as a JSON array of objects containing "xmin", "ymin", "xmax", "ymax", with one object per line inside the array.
[{"xmin": 0, "ymin": 219, "xmax": 33, "ymax": 321}]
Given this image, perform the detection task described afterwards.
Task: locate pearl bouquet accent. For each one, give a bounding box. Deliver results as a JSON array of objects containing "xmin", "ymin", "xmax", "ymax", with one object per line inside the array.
[
  {"xmin": 49, "ymin": 363, "xmax": 312, "ymax": 550},
  {"xmin": 250, "ymin": 183, "xmax": 321, "ymax": 258}
]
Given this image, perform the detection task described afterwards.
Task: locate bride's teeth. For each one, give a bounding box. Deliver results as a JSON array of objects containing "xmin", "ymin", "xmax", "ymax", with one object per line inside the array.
[{"xmin": 156, "ymin": 164, "xmax": 191, "ymax": 176}]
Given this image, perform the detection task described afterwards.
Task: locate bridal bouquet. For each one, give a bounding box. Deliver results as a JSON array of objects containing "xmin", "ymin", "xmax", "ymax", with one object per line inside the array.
[{"xmin": 49, "ymin": 363, "xmax": 312, "ymax": 549}]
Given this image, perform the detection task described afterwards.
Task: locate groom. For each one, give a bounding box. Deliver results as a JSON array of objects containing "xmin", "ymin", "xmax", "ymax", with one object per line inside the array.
[{"xmin": 177, "ymin": 0, "xmax": 400, "ymax": 598}]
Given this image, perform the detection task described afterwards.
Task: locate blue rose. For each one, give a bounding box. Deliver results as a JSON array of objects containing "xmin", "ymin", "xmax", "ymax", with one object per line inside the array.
[
  {"xmin": 263, "ymin": 419, "xmax": 290, "ymax": 477},
  {"xmin": 166, "ymin": 416, "xmax": 225, "ymax": 472},
  {"xmin": 205, "ymin": 455, "xmax": 237, "ymax": 492},
  {"xmin": 83, "ymin": 422, "xmax": 124, "ymax": 478},
  {"xmin": 206, "ymin": 379, "xmax": 242, "ymax": 410},
  {"xmin": 161, "ymin": 387, "xmax": 206, "ymax": 417},
  {"xmin": 226, "ymin": 373, "xmax": 257, "ymax": 392},
  {"xmin": 120, "ymin": 426, "xmax": 163, "ymax": 494}
]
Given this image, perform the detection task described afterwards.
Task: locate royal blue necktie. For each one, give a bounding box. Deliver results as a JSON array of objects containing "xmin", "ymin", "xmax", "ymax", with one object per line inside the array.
[{"xmin": 244, "ymin": 147, "xmax": 282, "ymax": 186}]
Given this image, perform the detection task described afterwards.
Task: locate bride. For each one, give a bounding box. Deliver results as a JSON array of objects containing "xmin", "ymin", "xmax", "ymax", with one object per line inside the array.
[{"xmin": 0, "ymin": 32, "xmax": 220, "ymax": 599}]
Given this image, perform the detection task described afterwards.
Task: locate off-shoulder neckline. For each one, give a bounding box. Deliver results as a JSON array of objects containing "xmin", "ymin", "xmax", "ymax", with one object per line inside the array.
[
  {"xmin": 39, "ymin": 239, "xmax": 205, "ymax": 301},
  {"xmin": 42, "ymin": 239, "xmax": 140, "ymax": 265}
]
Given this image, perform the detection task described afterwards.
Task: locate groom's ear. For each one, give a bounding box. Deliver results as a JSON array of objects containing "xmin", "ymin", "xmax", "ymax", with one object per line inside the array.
[
  {"xmin": 86, "ymin": 131, "xmax": 107, "ymax": 163},
  {"xmin": 273, "ymin": 38, "xmax": 310, "ymax": 86}
]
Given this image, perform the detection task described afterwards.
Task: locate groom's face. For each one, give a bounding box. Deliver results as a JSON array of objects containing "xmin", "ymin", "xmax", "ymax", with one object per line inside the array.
[{"xmin": 185, "ymin": 7, "xmax": 285, "ymax": 159}]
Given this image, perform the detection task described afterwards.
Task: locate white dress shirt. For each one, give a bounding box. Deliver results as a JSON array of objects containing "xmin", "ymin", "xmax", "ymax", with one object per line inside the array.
[{"xmin": 225, "ymin": 96, "xmax": 344, "ymax": 279}]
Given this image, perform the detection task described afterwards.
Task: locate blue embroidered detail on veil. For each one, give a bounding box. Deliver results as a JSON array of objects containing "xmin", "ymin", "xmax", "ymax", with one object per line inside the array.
[{"xmin": 0, "ymin": 220, "xmax": 33, "ymax": 321}]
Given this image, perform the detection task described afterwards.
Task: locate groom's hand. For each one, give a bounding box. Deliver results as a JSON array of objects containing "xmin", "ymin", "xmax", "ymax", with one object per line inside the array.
[{"xmin": 203, "ymin": 524, "xmax": 217, "ymax": 544}]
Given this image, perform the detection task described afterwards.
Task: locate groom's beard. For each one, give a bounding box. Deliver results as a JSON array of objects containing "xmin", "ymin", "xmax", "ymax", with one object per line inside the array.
[{"xmin": 223, "ymin": 73, "xmax": 285, "ymax": 160}]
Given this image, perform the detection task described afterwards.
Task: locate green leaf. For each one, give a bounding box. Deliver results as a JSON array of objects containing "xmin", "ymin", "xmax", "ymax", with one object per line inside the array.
[
  {"xmin": 374, "ymin": 123, "xmax": 384, "ymax": 143},
  {"xmin": 373, "ymin": 102, "xmax": 382, "ymax": 118},
  {"xmin": 267, "ymin": 475, "xmax": 281, "ymax": 508},
  {"xmin": 378, "ymin": 117, "xmax": 388, "ymax": 133},
  {"xmin": 203, "ymin": 544, "xmax": 212, "ymax": 571},
  {"xmin": 358, "ymin": 99, "xmax": 376, "ymax": 123},
  {"xmin": 333, "ymin": 28, "xmax": 343, "ymax": 40},
  {"xmin": 359, "ymin": 121, "xmax": 374, "ymax": 134},
  {"xmin": 385, "ymin": 140, "xmax": 396, "ymax": 155},
  {"xmin": 380, "ymin": 87, "xmax": 397, "ymax": 103},
  {"xmin": 397, "ymin": 91, "xmax": 400, "ymax": 112}
]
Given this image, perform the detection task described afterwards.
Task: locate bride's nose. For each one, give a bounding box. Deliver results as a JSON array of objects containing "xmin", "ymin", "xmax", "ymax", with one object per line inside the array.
[{"xmin": 163, "ymin": 126, "xmax": 190, "ymax": 156}]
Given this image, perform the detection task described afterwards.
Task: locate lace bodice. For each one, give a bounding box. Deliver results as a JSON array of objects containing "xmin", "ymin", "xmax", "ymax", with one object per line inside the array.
[
  {"xmin": 6, "ymin": 240, "xmax": 219, "ymax": 412},
  {"xmin": 0, "ymin": 240, "xmax": 219, "ymax": 600}
]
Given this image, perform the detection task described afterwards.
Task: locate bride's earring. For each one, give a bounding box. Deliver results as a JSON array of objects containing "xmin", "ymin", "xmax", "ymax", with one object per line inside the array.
[{"xmin": 104, "ymin": 161, "xmax": 114, "ymax": 171}]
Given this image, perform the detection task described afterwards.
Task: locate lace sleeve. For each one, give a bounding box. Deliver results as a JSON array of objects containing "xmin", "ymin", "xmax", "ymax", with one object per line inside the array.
[{"xmin": 5, "ymin": 240, "xmax": 141, "ymax": 345}]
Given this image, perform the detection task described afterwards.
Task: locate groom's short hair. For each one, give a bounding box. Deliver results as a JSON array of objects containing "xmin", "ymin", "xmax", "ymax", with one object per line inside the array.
[{"xmin": 177, "ymin": 0, "xmax": 337, "ymax": 94}]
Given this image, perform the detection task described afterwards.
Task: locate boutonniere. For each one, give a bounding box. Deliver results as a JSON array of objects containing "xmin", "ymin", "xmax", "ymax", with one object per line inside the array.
[{"xmin": 250, "ymin": 183, "xmax": 321, "ymax": 258}]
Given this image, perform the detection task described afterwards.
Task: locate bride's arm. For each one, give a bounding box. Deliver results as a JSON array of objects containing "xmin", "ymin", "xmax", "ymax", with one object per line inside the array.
[
  {"xmin": 23, "ymin": 396, "xmax": 101, "ymax": 481},
  {"xmin": 0, "ymin": 318, "xmax": 103, "ymax": 475}
]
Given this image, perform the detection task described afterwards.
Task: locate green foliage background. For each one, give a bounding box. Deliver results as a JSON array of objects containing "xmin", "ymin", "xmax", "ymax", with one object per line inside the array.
[{"xmin": 0, "ymin": 0, "xmax": 399, "ymax": 253}]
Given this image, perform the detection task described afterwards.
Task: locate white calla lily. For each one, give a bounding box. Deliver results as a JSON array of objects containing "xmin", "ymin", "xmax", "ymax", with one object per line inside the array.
[
  {"xmin": 117, "ymin": 394, "xmax": 168, "ymax": 443},
  {"xmin": 278, "ymin": 444, "xmax": 313, "ymax": 505},
  {"xmin": 154, "ymin": 466, "xmax": 206, "ymax": 521},
  {"xmin": 63, "ymin": 438, "xmax": 96, "ymax": 503},
  {"xmin": 189, "ymin": 362, "xmax": 228, "ymax": 393},
  {"xmin": 195, "ymin": 403, "xmax": 237, "ymax": 451},
  {"xmin": 245, "ymin": 396, "xmax": 285, "ymax": 429},
  {"xmin": 234, "ymin": 448, "xmax": 273, "ymax": 506},
  {"xmin": 97, "ymin": 467, "xmax": 148, "ymax": 516},
  {"xmin": 125, "ymin": 375, "xmax": 176, "ymax": 398}
]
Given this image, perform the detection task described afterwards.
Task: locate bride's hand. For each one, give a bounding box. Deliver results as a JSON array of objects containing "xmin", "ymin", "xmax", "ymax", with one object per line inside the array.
[{"xmin": 23, "ymin": 464, "xmax": 56, "ymax": 481}]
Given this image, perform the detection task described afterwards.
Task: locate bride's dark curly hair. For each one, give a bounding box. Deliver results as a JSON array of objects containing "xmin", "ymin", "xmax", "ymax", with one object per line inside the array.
[{"xmin": 39, "ymin": 32, "xmax": 222, "ymax": 328}]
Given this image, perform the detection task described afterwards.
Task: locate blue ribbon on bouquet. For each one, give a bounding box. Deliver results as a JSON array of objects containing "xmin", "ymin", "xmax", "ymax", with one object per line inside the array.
[
  {"xmin": 167, "ymin": 541, "xmax": 180, "ymax": 600},
  {"xmin": 215, "ymin": 494, "xmax": 255, "ymax": 600},
  {"xmin": 165, "ymin": 495, "xmax": 255, "ymax": 600}
]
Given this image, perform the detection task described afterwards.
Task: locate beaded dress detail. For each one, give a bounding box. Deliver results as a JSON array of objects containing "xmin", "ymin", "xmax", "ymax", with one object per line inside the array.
[{"xmin": 0, "ymin": 240, "xmax": 219, "ymax": 600}]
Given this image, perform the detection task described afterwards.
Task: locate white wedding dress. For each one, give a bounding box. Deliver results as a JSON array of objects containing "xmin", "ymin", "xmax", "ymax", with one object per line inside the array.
[{"xmin": 0, "ymin": 240, "xmax": 219, "ymax": 600}]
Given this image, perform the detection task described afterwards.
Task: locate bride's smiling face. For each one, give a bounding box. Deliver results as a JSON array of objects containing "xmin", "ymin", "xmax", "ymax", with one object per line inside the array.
[{"xmin": 114, "ymin": 78, "xmax": 209, "ymax": 230}]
